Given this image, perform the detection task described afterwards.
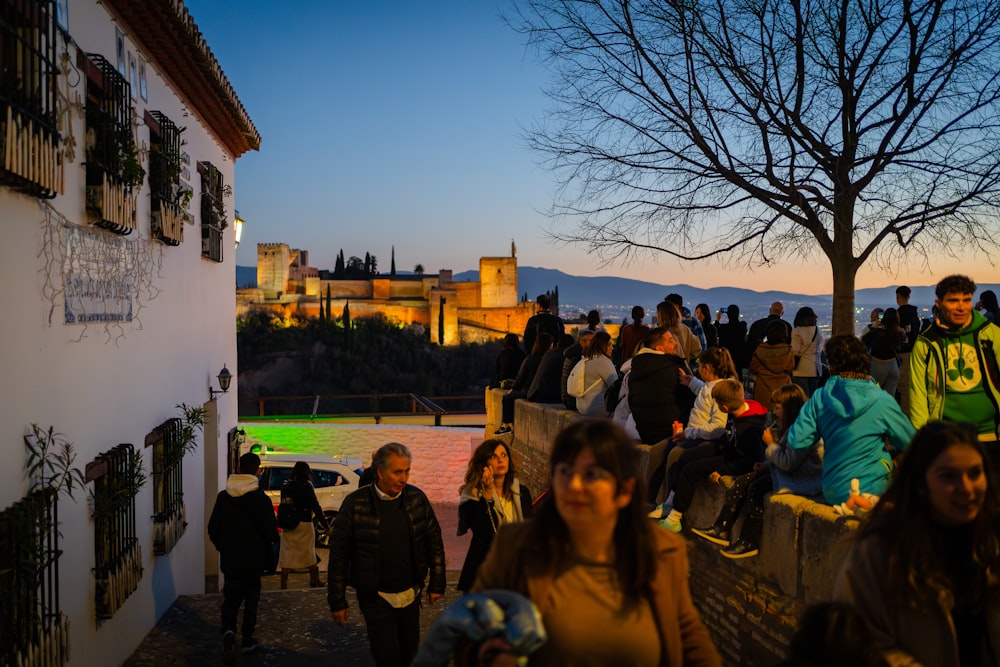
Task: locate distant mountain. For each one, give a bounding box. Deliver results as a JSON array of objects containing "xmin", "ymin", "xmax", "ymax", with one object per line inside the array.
[
  {"xmin": 237, "ymin": 265, "xmax": 256, "ymax": 288},
  {"xmin": 455, "ymin": 266, "xmax": 999, "ymax": 324}
]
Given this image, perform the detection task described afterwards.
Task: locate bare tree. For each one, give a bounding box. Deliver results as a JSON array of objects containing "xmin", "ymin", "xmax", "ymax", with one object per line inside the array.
[{"xmin": 512, "ymin": 0, "xmax": 1000, "ymax": 333}]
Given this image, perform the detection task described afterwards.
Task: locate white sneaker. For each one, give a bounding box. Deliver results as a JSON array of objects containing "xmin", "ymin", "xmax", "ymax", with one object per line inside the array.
[{"xmin": 647, "ymin": 502, "xmax": 672, "ymax": 519}]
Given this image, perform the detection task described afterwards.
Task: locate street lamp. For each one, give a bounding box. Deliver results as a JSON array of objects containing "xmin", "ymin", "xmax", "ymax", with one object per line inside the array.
[
  {"xmin": 234, "ymin": 210, "xmax": 245, "ymax": 249},
  {"xmin": 209, "ymin": 365, "xmax": 233, "ymax": 400}
]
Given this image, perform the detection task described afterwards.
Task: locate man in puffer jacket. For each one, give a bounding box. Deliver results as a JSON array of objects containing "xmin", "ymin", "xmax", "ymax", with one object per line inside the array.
[
  {"xmin": 910, "ymin": 275, "xmax": 1000, "ymax": 453},
  {"xmin": 208, "ymin": 452, "xmax": 279, "ymax": 661},
  {"xmin": 328, "ymin": 442, "xmax": 446, "ymax": 667}
]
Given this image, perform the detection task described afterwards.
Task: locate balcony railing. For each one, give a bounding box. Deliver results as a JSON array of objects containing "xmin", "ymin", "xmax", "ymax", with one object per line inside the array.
[{"xmin": 0, "ymin": 0, "xmax": 63, "ymax": 199}]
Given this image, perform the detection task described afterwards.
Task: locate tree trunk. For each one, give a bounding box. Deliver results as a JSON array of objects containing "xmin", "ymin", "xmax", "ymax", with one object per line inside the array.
[{"xmin": 830, "ymin": 257, "xmax": 857, "ymax": 337}]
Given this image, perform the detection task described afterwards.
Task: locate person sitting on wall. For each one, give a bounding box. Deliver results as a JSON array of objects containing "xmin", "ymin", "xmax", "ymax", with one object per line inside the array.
[
  {"xmin": 526, "ymin": 333, "xmax": 575, "ymax": 404},
  {"xmin": 494, "ymin": 333, "xmax": 553, "ymax": 435},
  {"xmin": 491, "ymin": 333, "xmax": 526, "ymax": 389},
  {"xmin": 787, "ymin": 335, "xmax": 914, "ymax": 505},
  {"xmin": 561, "ymin": 329, "xmax": 595, "ymax": 411},
  {"xmin": 659, "ymin": 378, "xmax": 769, "ymax": 534}
]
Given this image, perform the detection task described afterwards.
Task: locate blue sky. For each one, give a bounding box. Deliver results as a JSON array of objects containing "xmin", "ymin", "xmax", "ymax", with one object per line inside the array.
[{"xmin": 184, "ymin": 0, "xmax": 995, "ymax": 293}]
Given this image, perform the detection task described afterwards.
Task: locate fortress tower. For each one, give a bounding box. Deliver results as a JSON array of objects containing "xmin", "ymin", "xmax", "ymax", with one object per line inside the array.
[
  {"xmin": 479, "ymin": 256, "xmax": 517, "ymax": 308},
  {"xmin": 257, "ymin": 243, "xmax": 292, "ymax": 299}
]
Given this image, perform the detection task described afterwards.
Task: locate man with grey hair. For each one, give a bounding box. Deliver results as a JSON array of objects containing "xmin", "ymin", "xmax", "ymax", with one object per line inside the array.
[{"xmin": 328, "ymin": 443, "xmax": 446, "ymax": 666}]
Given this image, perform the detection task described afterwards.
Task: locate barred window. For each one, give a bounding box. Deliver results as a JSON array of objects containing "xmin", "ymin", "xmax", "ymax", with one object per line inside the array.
[
  {"xmin": 148, "ymin": 418, "xmax": 187, "ymax": 556},
  {"xmin": 0, "ymin": 0, "xmax": 63, "ymax": 198},
  {"xmin": 87, "ymin": 443, "xmax": 143, "ymax": 621},
  {"xmin": 198, "ymin": 160, "xmax": 225, "ymax": 262},
  {"xmin": 83, "ymin": 53, "xmax": 142, "ymax": 235},
  {"xmin": 148, "ymin": 111, "xmax": 184, "ymax": 246},
  {"xmin": 0, "ymin": 488, "xmax": 68, "ymax": 667}
]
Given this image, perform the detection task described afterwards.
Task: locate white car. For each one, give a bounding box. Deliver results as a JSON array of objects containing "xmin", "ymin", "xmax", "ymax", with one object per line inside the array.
[{"xmin": 257, "ymin": 452, "xmax": 364, "ymax": 547}]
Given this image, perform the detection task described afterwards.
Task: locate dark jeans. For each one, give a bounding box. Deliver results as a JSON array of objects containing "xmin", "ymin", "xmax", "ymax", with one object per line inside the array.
[
  {"xmin": 714, "ymin": 469, "xmax": 773, "ymax": 547},
  {"xmin": 221, "ymin": 572, "xmax": 262, "ymax": 637},
  {"xmin": 358, "ymin": 593, "xmax": 421, "ymax": 667},
  {"xmin": 501, "ymin": 391, "xmax": 526, "ymax": 424},
  {"xmin": 673, "ymin": 446, "xmax": 754, "ymax": 513}
]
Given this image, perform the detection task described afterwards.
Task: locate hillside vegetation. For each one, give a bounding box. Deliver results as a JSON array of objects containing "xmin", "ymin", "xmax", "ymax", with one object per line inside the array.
[{"xmin": 237, "ymin": 312, "xmax": 498, "ymax": 405}]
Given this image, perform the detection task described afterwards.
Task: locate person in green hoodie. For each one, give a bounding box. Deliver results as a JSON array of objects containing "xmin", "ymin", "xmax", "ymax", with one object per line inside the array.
[
  {"xmin": 788, "ymin": 335, "xmax": 915, "ymax": 504},
  {"xmin": 910, "ymin": 275, "xmax": 1000, "ymax": 458}
]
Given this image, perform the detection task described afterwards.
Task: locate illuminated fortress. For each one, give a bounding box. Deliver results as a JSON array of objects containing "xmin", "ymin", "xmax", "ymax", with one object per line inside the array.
[{"xmin": 238, "ymin": 243, "xmax": 537, "ymax": 345}]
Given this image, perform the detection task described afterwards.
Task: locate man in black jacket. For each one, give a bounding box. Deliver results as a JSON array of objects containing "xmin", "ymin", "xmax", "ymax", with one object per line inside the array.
[
  {"xmin": 522, "ymin": 293, "xmax": 564, "ymax": 354},
  {"xmin": 628, "ymin": 328, "xmax": 696, "ymax": 505},
  {"xmin": 207, "ymin": 452, "xmax": 279, "ymax": 662},
  {"xmin": 328, "ymin": 442, "xmax": 446, "ymax": 666}
]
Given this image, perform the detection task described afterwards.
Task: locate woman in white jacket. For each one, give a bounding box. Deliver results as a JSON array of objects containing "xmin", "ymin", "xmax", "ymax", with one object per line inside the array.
[
  {"xmin": 574, "ymin": 331, "xmax": 618, "ymax": 417},
  {"xmin": 791, "ymin": 307, "xmax": 824, "ymax": 397}
]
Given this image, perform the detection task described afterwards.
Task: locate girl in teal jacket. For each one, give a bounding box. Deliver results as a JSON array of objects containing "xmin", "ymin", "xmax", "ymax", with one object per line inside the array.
[{"xmin": 788, "ymin": 335, "xmax": 915, "ymax": 504}]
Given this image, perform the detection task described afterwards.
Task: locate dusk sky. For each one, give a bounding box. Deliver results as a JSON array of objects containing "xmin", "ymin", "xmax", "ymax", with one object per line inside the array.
[{"xmin": 184, "ymin": 0, "xmax": 995, "ymax": 294}]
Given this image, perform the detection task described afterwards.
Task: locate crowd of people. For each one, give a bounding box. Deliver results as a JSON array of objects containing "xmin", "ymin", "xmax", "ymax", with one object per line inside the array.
[{"xmin": 207, "ymin": 274, "xmax": 1000, "ymax": 666}]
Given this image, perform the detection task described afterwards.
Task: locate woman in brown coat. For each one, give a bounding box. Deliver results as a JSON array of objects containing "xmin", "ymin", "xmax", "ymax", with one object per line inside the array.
[
  {"xmin": 471, "ymin": 419, "xmax": 721, "ymax": 666},
  {"xmin": 750, "ymin": 319, "xmax": 795, "ymax": 410}
]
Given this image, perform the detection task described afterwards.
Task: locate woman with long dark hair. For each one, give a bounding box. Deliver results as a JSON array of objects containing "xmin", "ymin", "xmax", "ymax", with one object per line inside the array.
[
  {"xmin": 456, "ymin": 440, "xmax": 532, "ymax": 592},
  {"xmin": 862, "ymin": 307, "xmax": 906, "ymax": 397},
  {"xmin": 837, "ymin": 421, "xmax": 1000, "ymax": 665},
  {"xmin": 472, "ymin": 419, "xmax": 721, "ymax": 666},
  {"xmin": 278, "ymin": 461, "xmax": 327, "ymax": 588},
  {"xmin": 696, "ymin": 303, "xmax": 719, "ymax": 348},
  {"xmin": 978, "ymin": 289, "xmax": 999, "ymax": 324}
]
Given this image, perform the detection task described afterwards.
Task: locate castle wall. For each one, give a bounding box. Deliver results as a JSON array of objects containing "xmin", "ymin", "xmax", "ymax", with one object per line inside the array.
[
  {"xmin": 390, "ymin": 280, "xmax": 427, "ymax": 299},
  {"xmin": 479, "ymin": 257, "xmax": 518, "ymax": 308},
  {"xmin": 254, "ymin": 250, "xmax": 533, "ymax": 344},
  {"xmin": 453, "ymin": 281, "xmax": 481, "ymax": 308}
]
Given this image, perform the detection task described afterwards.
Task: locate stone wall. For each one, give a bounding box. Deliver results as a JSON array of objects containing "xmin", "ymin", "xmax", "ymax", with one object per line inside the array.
[
  {"xmin": 484, "ymin": 389, "xmax": 860, "ymax": 666},
  {"xmin": 241, "ymin": 423, "xmax": 481, "ymax": 503}
]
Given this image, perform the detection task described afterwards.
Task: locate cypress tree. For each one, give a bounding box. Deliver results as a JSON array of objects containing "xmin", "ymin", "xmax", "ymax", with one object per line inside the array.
[
  {"xmin": 326, "ymin": 285, "xmax": 332, "ymax": 327},
  {"xmin": 390, "ymin": 246, "xmax": 396, "ymax": 276}
]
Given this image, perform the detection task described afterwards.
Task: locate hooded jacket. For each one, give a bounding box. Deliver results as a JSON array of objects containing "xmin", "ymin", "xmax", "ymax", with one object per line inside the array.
[
  {"xmin": 788, "ymin": 375, "xmax": 915, "ymax": 504},
  {"xmin": 628, "ymin": 349, "xmax": 694, "ymax": 444},
  {"xmin": 909, "ymin": 309, "xmax": 1000, "ymax": 439},
  {"xmin": 207, "ymin": 474, "xmax": 279, "ymax": 577},
  {"xmin": 749, "ymin": 341, "xmax": 794, "ymax": 409},
  {"xmin": 724, "ymin": 399, "xmax": 770, "ymax": 471}
]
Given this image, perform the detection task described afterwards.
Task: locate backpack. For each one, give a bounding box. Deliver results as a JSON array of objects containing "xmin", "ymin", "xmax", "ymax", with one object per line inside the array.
[
  {"xmin": 566, "ymin": 358, "xmax": 588, "ymax": 397},
  {"xmin": 276, "ymin": 498, "xmax": 300, "ymax": 531}
]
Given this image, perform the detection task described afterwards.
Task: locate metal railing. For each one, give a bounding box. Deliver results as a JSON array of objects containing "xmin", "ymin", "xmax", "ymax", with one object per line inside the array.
[{"xmin": 238, "ymin": 392, "xmax": 484, "ymax": 426}]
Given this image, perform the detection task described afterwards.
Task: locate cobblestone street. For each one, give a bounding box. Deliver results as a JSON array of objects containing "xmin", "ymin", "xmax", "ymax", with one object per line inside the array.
[
  {"xmin": 125, "ymin": 502, "xmax": 469, "ymax": 666},
  {"xmin": 123, "ymin": 573, "xmax": 465, "ymax": 666}
]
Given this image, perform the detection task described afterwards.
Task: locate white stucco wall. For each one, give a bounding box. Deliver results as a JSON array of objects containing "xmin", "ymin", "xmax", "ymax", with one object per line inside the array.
[
  {"xmin": 241, "ymin": 423, "xmax": 483, "ymax": 503},
  {"xmin": 0, "ymin": 2, "xmax": 243, "ymax": 665}
]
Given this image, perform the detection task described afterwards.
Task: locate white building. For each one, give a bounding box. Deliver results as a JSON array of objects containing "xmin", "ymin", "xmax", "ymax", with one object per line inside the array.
[{"xmin": 0, "ymin": 1, "xmax": 258, "ymax": 665}]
